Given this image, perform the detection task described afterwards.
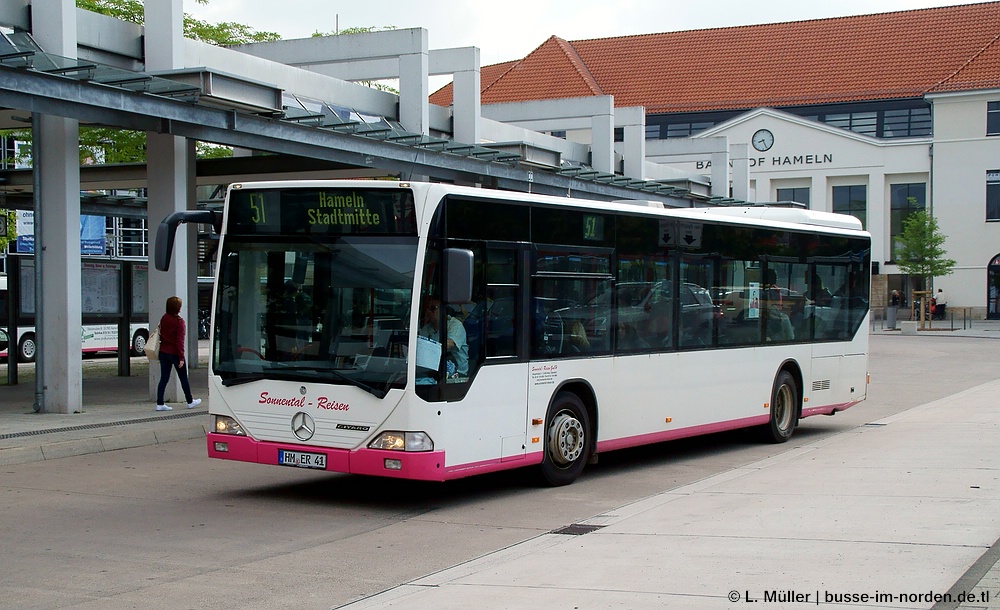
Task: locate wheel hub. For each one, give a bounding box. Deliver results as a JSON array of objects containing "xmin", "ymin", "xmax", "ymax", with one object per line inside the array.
[
  {"xmin": 774, "ymin": 384, "xmax": 793, "ymax": 430},
  {"xmin": 548, "ymin": 413, "xmax": 585, "ymax": 465}
]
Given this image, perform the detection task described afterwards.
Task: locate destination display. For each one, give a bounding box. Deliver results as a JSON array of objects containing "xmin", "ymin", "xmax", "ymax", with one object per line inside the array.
[{"xmin": 227, "ymin": 187, "xmax": 417, "ymax": 236}]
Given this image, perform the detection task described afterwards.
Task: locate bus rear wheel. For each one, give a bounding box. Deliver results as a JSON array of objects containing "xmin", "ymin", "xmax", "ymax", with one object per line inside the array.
[
  {"xmin": 761, "ymin": 370, "xmax": 798, "ymax": 443},
  {"xmin": 18, "ymin": 333, "xmax": 36, "ymax": 363},
  {"xmin": 539, "ymin": 392, "xmax": 591, "ymax": 486}
]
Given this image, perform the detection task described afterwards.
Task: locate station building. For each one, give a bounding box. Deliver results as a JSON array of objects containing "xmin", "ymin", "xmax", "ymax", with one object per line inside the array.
[{"xmin": 432, "ymin": 2, "xmax": 1000, "ymax": 318}]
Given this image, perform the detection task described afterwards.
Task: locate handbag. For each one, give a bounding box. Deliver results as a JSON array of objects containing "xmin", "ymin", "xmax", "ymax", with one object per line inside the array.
[{"xmin": 144, "ymin": 324, "xmax": 161, "ymax": 360}]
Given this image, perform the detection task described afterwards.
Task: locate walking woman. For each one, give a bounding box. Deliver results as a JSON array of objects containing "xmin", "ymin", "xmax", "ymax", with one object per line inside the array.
[{"xmin": 155, "ymin": 296, "xmax": 202, "ymax": 411}]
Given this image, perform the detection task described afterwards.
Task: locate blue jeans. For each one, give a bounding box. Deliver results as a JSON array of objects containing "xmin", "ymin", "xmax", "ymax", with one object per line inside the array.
[{"xmin": 157, "ymin": 352, "xmax": 193, "ymax": 405}]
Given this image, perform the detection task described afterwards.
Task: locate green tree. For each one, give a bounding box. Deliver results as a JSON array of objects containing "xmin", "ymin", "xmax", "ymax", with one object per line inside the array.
[
  {"xmin": 895, "ymin": 209, "xmax": 956, "ymax": 290},
  {"xmin": 0, "ymin": 209, "xmax": 16, "ymax": 253},
  {"xmin": 77, "ymin": 0, "xmax": 281, "ymax": 45}
]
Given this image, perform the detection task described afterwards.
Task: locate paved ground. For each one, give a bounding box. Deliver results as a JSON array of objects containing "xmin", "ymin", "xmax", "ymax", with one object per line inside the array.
[{"xmin": 1, "ymin": 325, "xmax": 999, "ymax": 609}]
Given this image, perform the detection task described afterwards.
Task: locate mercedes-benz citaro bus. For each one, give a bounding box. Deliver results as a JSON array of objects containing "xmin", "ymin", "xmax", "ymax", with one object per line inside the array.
[{"xmin": 156, "ymin": 181, "xmax": 870, "ymax": 486}]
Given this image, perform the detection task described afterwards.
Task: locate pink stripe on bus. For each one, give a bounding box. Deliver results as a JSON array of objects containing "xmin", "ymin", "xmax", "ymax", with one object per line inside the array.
[{"xmin": 207, "ymin": 401, "xmax": 861, "ymax": 481}]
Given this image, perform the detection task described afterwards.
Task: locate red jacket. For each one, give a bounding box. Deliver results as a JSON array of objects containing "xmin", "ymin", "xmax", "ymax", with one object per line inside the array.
[{"xmin": 158, "ymin": 313, "xmax": 186, "ymax": 359}]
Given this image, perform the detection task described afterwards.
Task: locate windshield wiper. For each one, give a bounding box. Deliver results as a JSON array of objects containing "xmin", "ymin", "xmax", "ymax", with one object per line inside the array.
[
  {"xmin": 220, "ymin": 365, "xmax": 393, "ymax": 398},
  {"xmin": 220, "ymin": 368, "xmax": 325, "ymax": 387},
  {"xmin": 221, "ymin": 373, "xmax": 268, "ymax": 387}
]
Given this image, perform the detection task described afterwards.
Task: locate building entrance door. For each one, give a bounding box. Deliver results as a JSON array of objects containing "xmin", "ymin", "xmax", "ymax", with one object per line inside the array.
[{"xmin": 988, "ymin": 254, "xmax": 1000, "ymax": 320}]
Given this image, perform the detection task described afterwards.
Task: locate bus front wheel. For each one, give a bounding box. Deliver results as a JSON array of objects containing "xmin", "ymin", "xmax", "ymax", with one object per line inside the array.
[
  {"xmin": 18, "ymin": 333, "xmax": 36, "ymax": 363},
  {"xmin": 539, "ymin": 392, "xmax": 591, "ymax": 486},
  {"xmin": 761, "ymin": 370, "xmax": 798, "ymax": 443}
]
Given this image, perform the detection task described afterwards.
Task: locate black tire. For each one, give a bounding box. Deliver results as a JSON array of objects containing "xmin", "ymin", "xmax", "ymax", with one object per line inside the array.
[
  {"xmin": 18, "ymin": 333, "xmax": 36, "ymax": 363},
  {"xmin": 130, "ymin": 330, "xmax": 148, "ymax": 357},
  {"xmin": 539, "ymin": 391, "xmax": 591, "ymax": 486},
  {"xmin": 761, "ymin": 370, "xmax": 798, "ymax": 443}
]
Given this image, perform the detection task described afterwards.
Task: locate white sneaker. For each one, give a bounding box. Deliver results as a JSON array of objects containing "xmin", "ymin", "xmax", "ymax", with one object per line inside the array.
[
  {"xmin": 155, "ymin": 404, "xmax": 172, "ymax": 411},
  {"xmin": 187, "ymin": 398, "xmax": 202, "ymax": 409}
]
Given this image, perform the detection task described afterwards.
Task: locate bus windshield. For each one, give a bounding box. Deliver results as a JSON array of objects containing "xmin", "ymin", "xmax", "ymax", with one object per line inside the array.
[{"xmin": 212, "ymin": 235, "xmax": 417, "ymax": 397}]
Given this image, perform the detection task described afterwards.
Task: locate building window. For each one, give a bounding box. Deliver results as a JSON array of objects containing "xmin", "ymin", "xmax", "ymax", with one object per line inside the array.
[
  {"xmin": 824, "ymin": 111, "xmax": 877, "ymax": 136},
  {"xmin": 988, "ymin": 171, "xmax": 1000, "ymax": 221},
  {"xmin": 645, "ymin": 124, "xmax": 661, "ymax": 139},
  {"xmin": 883, "ymin": 107, "xmax": 932, "ymax": 138},
  {"xmin": 890, "ymin": 183, "xmax": 926, "ymax": 261},
  {"xmin": 777, "ymin": 187, "xmax": 810, "ymax": 205},
  {"xmin": 664, "ymin": 121, "xmax": 714, "ymax": 138},
  {"xmin": 833, "ymin": 185, "xmax": 867, "ymax": 228},
  {"xmin": 804, "ymin": 102, "xmax": 931, "ymax": 139},
  {"xmin": 988, "ymin": 102, "xmax": 1000, "ymax": 136}
]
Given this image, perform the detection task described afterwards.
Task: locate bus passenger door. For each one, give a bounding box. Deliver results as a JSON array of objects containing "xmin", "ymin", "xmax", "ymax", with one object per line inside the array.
[
  {"xmin": 487, "ymin": 248, "xmax": 528, "ymax": 461},
  {"xmin": 431, "ymin": 244, "xmax": 529, "ymax": 463}
]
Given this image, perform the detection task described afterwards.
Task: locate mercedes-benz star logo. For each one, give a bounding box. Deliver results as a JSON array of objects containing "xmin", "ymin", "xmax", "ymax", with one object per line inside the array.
[{"xmin": 290, "ymin": 411, "xmax": 316, "ymax": 441}]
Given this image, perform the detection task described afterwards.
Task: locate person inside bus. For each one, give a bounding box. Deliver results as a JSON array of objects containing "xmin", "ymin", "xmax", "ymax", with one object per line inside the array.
[
  {"xmin": 616, "ymin": 320, "xmax": 650, "ymax": 351},
  {"xmin": 566, "ymin": 320, "xmax": 591, "ymax": 352},
  {"xmin": 417, "ymin": 295, "xmax": 468, "ymax": 381},
  {"xmin": 763, "ymin": 269, "xmax": 794, "ymax": 342},
  {"xmin": 806, "ymin": 277, "xmax": 833, "ymax": 307},
  {"xmin": 646, "ymin": 295, "xmax": 673, "ymax": 348},
  {"xmin": 155, "ymin": 296, "xmax": 202, "ymax": 411}
]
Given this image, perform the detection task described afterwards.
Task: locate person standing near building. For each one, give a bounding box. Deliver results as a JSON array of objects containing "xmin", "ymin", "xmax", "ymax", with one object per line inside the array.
[
  {"xmin": 888, "ymin": 289, "xmax": 900, "ymax": 329},
  {"xmin": 155, "ymin": 296, "xmax": 203, "ymax": 411},
  {"xmin": 934, "ymin": 288, "xmax": 947, "ymax": 320}
]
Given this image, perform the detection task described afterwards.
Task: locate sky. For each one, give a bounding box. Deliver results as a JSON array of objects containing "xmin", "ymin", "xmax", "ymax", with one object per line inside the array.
[{"xmin": 182, "ymin": 0, "xmax": 985, "ymax": 66}]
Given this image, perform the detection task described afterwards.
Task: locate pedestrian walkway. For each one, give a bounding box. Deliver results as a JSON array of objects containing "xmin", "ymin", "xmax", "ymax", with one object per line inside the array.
[
  {"xmin": 0, "ymin": 357, "xmax": 210, "ymax": 466},
  {"xmin": 871, "ymin": 314, "xmax": 1000, "ymax": 338},
  {"xmin": 338, "ymin": 379, "xmax": 1000, "ymax": 609}
]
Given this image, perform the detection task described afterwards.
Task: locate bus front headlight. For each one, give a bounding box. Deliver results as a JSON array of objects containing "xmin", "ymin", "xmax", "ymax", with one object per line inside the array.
[
  {"xmin": 368, "ymin": 431, "xmax": 433, "ymax": 452},
  {"xmin": 214, "ymin": 415, "xmax": 247, "ymax": 436}
]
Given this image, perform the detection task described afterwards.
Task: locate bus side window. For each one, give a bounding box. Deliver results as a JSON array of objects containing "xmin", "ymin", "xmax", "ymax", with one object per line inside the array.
[
  {"xmin": 678, "ymin": 258, "xmax": 715, "ymax": 349},
  {"xmin": 483, "ymin": 248, "xmax": 518, "ymax": 359}
]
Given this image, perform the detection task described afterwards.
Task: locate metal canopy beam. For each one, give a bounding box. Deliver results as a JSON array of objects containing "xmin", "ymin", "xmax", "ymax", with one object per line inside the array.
[
  {"xmin": 0, "ymin": 66, "xmax": 687, "ymax": 205},
  {"xmin": 0, "ymin": 154, "xmax": 375, "ymax": 191}
]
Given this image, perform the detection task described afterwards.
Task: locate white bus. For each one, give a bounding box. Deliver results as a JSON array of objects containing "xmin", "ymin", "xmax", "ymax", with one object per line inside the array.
[{"xmin": 157, "ymin": 181, "xmax": 870, "ymax": 485}]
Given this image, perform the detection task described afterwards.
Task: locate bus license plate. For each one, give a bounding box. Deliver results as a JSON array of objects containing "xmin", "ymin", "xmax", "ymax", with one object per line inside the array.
[{"xmin": 278, "ymin": 449, "xmax": 327, "ymax": 469}]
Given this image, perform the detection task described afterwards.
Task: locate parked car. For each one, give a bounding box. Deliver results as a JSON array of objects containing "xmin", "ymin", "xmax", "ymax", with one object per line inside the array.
[{"xmin": 714, "ymin": 286, "xmax": 804, "ymax": 321}]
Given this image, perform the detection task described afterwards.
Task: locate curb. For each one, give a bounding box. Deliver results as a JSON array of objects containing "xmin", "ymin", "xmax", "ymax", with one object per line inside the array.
[{"xmin": 0, "ymin": 421, "xmax": 209, "ymax": 466}]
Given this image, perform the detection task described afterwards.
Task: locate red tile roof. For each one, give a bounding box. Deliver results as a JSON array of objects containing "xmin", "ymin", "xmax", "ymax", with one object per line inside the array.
[{"xmin": 429, "ymin": 2, "xmax": 1000, "ymax": 113}]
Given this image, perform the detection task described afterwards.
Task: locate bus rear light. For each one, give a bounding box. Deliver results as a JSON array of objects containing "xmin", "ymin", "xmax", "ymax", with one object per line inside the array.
[
  {"xmin": 368, "ymin": 431, "xmax": 434, "ymax": 452},
  {"xmin": 214, "ymin": 416, "xmax": 247, "ymax": 436}
]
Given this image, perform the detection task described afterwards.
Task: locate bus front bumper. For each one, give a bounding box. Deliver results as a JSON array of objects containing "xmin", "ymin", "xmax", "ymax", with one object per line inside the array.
[{"xmin": 207, "ymin": 433, "xmax": 447, "ymax": 481}]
